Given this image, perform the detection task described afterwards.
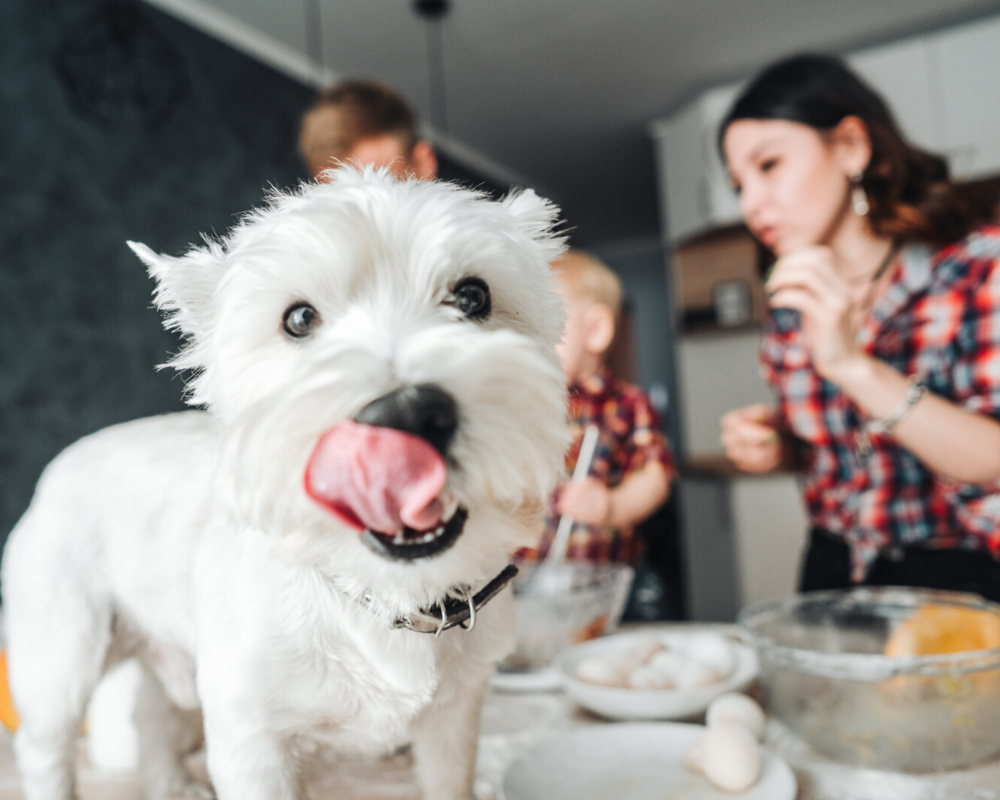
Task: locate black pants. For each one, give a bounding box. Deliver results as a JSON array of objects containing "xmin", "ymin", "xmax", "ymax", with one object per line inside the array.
[{"xmin": 799, "ymin": 528, "xmax": 1000, "ymax": 604}]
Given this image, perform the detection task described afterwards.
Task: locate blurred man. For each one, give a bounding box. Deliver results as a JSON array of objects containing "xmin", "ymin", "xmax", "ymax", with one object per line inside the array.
[{"xmin": 299, "ymin": 79, "xmax": 437, "ymax": 181}]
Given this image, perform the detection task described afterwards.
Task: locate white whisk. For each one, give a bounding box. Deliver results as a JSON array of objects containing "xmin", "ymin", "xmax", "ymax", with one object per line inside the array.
[{"xmin": 543, "ymin": 424, "xmax": 600, "ymax": 567}]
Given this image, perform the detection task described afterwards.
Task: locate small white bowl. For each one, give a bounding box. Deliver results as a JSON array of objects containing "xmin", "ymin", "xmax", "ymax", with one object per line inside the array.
[{"xmin": 553, "ymin": 629, "xmax": 759, "ymax": 721}]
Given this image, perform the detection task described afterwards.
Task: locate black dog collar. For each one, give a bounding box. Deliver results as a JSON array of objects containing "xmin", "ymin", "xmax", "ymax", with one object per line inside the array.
[{"xmin": 357, "ymin": 563, "xmax": 519, "ymax": 637}]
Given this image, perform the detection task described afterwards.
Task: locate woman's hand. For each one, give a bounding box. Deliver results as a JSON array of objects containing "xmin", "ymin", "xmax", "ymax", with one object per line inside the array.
[
  {"xmin": 721, "ymin": 404, "xmax": 783, "ymax": 473},
  {"xmin": 765, "ymin": 246, "xmax": 866, "ymax": 383}
]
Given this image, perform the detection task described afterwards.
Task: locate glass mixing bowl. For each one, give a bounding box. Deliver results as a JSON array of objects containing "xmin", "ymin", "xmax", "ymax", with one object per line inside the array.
[
  {"xmin": 499, "ymin": 560, "xmax": 634, "ymax": 673},
  {"xmin": 739, "ymin": 587, "xmax": 1000, "ymax": 772}
]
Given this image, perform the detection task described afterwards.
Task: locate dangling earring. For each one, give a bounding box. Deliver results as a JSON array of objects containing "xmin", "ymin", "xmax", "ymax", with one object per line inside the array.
[{"xmin": 851, "ymin": 172, "xmax": 870, "ymax": 217}]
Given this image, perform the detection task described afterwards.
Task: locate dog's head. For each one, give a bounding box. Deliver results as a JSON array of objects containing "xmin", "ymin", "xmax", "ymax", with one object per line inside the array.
[{"xmin": 130, "ymin": 167, "xmax": 569, "ymax": 610}]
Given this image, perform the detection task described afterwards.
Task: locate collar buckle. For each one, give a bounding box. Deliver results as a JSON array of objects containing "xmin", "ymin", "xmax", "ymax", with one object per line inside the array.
[{"xmin": 389, "ymin": 564, "xmax": 518, "ymax": 635}]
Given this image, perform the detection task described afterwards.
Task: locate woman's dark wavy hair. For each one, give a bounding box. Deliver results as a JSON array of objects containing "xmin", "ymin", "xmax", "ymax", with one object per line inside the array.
[{"xmin": 719, "ymin": 53, "xmax": 996, "ymax": 247}]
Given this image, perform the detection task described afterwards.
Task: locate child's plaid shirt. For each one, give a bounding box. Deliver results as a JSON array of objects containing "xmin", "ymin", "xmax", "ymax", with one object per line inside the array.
[
  {"xmin": 535, "ymin": 369, "xmax": 675, "ymax": 564},
  {"xmin": 762, "ymin": 227, "xmax": 1000, "ymax": 581}
]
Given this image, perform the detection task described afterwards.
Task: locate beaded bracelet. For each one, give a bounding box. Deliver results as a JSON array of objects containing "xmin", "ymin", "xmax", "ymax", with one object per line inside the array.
[{"xmin": 856, "ymin": 377, "xmax": 927, "ymax": 457}]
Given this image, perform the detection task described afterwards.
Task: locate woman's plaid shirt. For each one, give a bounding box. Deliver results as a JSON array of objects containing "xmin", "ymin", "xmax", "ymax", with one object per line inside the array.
[{"xmin": 762, "ymin": 227, "xmax": 1000, "ymax": 580}]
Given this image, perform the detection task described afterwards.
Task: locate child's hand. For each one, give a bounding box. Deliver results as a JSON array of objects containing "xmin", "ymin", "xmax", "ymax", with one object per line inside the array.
[
  {"xmin": 720, "ymin": 404, "xmax": 783, "ymax": 473},
  {"xmin": 557, "ymin": 478, "xmax": 612, "ymax": 525}
]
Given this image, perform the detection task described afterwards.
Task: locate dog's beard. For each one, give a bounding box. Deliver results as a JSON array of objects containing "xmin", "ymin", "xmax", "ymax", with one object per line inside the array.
[{"xmin": 214, "ymin": 322, "xmax": 567, "ymax": 613}]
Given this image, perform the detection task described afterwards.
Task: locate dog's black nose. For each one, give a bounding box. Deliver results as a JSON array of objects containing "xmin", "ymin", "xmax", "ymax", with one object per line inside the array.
[{"xmin": 354, "ymin": 384, "xmax": 458, "ymax": 456}]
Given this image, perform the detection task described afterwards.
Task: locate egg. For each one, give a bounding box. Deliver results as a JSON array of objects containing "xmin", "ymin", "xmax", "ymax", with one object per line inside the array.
[
  {"xmin": 673, "ymin": 658, "xmax": 722, "ymax": 689},
  {"xmin": 683, "ymin": 736, "xmax": 705, "ymax": 773},
  {"xmin": 706, "ymin": 692, "xmax": 766, "ymax": 740},
  {"xmin": 626, "ymin": 636, "xmax": 667, "ymax": 665},
  {"xmin": 648, "ymin": 649, "xmax": 686, "ymax": 678},
  {"xmin": 575, "ymin": 656, "xmax": 630, "ymax": 687},
  {"xmin": 628, "ymin": 664, "xmax": 675, "ymax": 690},
  {"xmin": 682, "ymin": 631, "xmax": 735, "ymax": 678},
  {"xmin": 701, "ymin": 723, "xmax": 760, "ymax": 792}
]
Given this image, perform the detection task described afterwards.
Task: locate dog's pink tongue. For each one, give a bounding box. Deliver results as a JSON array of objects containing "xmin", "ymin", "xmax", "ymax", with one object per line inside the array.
[{"xmin": 305, "ymin": 420, "xmax": 446, "ymax": 533}]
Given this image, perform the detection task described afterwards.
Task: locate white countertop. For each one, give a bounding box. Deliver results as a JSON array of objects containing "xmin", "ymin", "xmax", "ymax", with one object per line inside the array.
[{"xmin": 0, "ymin": 662, "xmax": 998, "ymax": 799}]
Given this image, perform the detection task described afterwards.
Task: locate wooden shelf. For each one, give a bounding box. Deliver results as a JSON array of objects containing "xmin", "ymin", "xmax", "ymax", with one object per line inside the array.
[
  {"xmin": 681, "ymin": 455, "xmax": 743, "ymax": 478},
  {"xmin": 678, "ymin": 320, "xmax": 764, "ymax": 338},
  {"xmin": 681, "ymin": 455, "xmax": 796, "ymax": 479},
  {"xmin": 672, "ymin": 226, "xmax": 769, "ymax": 330}
]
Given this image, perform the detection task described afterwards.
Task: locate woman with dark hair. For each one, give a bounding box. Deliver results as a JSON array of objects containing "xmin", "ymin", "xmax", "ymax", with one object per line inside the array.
[{"xmin": 719, "ymin": 53, "xmax": 1000, "ymax": 600}]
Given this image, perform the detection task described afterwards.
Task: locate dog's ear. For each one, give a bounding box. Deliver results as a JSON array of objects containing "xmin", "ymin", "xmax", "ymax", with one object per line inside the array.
[
  {"xmin": 502, "ymin": 189, "xmax": 567, "ymax": 263},
  {"xmin": 128, "ymin": 241, "xmax": 227, "ymax": 340}
]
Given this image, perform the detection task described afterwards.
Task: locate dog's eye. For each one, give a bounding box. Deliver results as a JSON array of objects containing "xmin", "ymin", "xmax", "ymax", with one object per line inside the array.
[
  {"xmin": 282, "ymin": 302, "xmax": 320, "ymax": 339},
  {"xmin": 453, "ymin": 278, "xmax": 491, "ymax": 319}
]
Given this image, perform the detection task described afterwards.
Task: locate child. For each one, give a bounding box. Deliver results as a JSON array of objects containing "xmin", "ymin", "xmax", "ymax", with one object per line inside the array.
[{"xmin": 537, "ymin": 250, "xmax": 674, "ymax": 564}]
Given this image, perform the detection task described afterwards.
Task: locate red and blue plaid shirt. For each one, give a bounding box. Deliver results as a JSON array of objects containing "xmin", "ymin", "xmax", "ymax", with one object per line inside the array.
[
  {"xmin": 533, "ymin": 369, "xmax": 675, "ymax": 565},
  {"xmin": 762, "ymin": 226, "xmax": 1000, "ymax": 580}
]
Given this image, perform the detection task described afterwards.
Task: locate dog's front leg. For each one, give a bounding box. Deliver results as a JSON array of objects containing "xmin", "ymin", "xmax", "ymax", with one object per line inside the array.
[
  {"xmin": 410, "ymin": 671, "xmax": 490, "ymax": 800},
  {"xmin": 201, "ymin": 712, "xmax": 298, "ymax": 800}
]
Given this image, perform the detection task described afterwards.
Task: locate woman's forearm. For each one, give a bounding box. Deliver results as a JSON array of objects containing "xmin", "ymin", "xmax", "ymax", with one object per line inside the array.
[{"xmin": 830, "ymin": 355, "xmax": 1000, "ymax": 483}]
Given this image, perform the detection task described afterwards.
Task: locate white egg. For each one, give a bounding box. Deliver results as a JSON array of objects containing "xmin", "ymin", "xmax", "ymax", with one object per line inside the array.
[
  {"xmin": 706, "ymin": 692, "xmax": 766, "ymax": 740},
  {"xmin": 627, "ymin": 664, "xmax": 675, "ymax": 690},
  {"xmin": 701, "ymin": 723, "xmax": 760, "ymax": 792},
  {"xmin": 673, "ymin": 658, "xmax": 723, "ymax": 689},
  {"xmin": 648, "ymin": 650, "xmax": 686, "ymax": 679},
  {"xmin": 575, "ymin": 656, "xmax": 630, "ymax": 687},
  {"xmin": 683, "ymin": 737, "xmax": 705, "ymax": 773},
  {"xmin": 682, "ymin": 631, "xmax": 735, "ymax": 678},
  {"xmin": 626, "ymin": 636, "xmax": 667, "ymax": 666}
]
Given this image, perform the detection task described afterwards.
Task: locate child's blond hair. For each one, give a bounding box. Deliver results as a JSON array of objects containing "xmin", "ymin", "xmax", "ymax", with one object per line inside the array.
[{"xmin": 551, "ymin": 250, "xmax": 623, "ymax": 319}]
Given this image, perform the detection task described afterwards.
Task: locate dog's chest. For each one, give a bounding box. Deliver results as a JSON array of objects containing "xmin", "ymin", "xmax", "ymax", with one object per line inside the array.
[{"xmin": 274, "ymin": 611, "xmax": 445, "ymax": 751}]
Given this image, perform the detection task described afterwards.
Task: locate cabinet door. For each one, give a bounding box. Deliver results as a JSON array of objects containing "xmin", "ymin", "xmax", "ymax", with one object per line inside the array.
[
  {"xmin": 652, "ymin": 105, "xmax": 708, "ymax": 244},
  {"xmin": 850, "ymin": 36, "xmax": 942, "ymax": 153},
  {"xmin": 676, "ymin": 331, "xmax": 773, "ymax": 459},
  {"xmin": 652, "ymin": 84, "xmax": 742, "ymax": 245},
  {"xmin": 936, "ymin": 15, "xmax": 1000, "ymax": 178},
  {"xmin": 730, "ymin": 476, "xmax": 807, "ymax": 606},
  {"xmin": 699, "ymin": 84, "xmax": 743, "ymax": 231}
]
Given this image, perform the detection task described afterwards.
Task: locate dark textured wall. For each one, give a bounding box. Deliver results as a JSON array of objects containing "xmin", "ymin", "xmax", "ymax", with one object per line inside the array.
[{"xmin": 0, "ymin": 0, "xmax": 499, "ymax": 563}]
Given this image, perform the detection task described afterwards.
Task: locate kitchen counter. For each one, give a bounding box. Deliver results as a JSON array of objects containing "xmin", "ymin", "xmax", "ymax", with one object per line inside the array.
[
  {"xmin": 0, "ymin": 675, "xmax": 998, "ymax": 799},
  {"xmin": 476, "ymin": 688, "xmax": 1000, "ymax": 800}
]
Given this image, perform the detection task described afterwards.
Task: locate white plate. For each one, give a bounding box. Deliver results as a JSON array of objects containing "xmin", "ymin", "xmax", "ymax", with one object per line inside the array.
[
  {"xmin": 499, "ymin": 722, "xmax": 796, "ymax": 800},
  {"xmin": 553, "ymin": 629, "xmax": 759, "ymax": 720},
  {"xmin": 490, "ymin": 666, "xmax": 562, "ymax": 693}
]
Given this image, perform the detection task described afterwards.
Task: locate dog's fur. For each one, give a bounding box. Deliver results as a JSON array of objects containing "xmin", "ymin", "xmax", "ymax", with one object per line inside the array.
[{"xmin": 1, "ymin": 168, "xmax": 568, "ymax": 800}]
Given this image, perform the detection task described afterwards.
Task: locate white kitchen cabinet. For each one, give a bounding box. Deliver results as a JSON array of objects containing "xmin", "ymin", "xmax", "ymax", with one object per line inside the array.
[
  {"xmin": 676, "ymin": 330, "xmax": 772, "ymax": 459},
  {"xmin": 730, "ymin": 475, "xmax": 807, "ymax": 607},
  {"xmin": 678, "ymin": 473, "xmax": 807, "ymax": 621},
  {"xmin": 848, "ymin": 36, "xmax": 943, "ymax": 153},
  {"xmin": 651, "ymin": 84, "xmax": 742, "ymax": 244},
  {"xmin": 936, "ymin": 15, "xmax": 1000, "ymax": 178},
  {"xmin": 652, "ymin": 103, "xmax": 705, "ymax": 246}
]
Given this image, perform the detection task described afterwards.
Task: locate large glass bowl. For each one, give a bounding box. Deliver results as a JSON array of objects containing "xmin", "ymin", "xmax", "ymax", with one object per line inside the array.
[
  {"xmin": 499, "ymin": 560, "xmax": 634, "ymax": 673},
  {"xmin": 739, "ymin": 587, "xmax": 1000, "ymax": 771}
]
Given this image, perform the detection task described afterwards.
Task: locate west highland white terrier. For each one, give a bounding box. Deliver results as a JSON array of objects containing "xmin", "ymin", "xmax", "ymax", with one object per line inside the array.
[{"xmin": 1, "ymin": 167, "xmax": 569, "ymax": 800}]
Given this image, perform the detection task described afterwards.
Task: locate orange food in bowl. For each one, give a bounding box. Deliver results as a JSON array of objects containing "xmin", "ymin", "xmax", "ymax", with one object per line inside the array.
[
  {"xmin": 0, "ymin": 649, "xmax": 20, "ymax": 732},
  {"xmin": 884, "ymin": 605, "xmax": 1000, "ymax": 657}
]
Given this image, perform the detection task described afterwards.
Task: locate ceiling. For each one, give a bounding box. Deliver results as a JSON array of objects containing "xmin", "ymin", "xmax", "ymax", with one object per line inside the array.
[{"xmin": 146, "ymin": 0, "xmax": 1000, "ymax": 245}]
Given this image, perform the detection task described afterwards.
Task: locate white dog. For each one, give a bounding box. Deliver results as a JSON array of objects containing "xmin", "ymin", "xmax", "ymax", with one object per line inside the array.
[{"xmin": 1, "ymin": 167, "xmax": 568, "ymax": 800}]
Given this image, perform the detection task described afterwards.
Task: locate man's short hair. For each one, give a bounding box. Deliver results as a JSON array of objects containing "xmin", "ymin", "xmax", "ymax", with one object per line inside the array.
[
  {"xmin": 299, "ymin": 79, "xmax": 419, "ymax": 170},
  {"xmin": 551, "ymin": 250, "xmax": 623, "ymax": 320}
]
